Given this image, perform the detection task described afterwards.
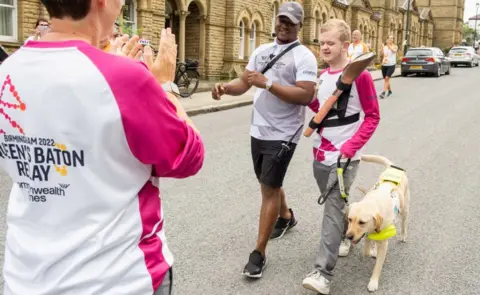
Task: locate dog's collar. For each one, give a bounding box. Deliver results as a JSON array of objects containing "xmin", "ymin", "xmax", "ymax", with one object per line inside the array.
[{"xmin": 366, "ymin": 224, "xmax": 397, "ymax": 241}]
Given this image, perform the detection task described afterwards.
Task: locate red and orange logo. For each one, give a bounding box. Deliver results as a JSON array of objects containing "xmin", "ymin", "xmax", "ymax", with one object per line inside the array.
[{"xmin": 0, "ymin": 75, "xmax": 27, "ymax": 135}]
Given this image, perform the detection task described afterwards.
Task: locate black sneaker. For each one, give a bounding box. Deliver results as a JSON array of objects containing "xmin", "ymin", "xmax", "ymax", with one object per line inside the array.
[
  {"xmin": 387, "ymin": 90, "xmax": 392, "ymax": 97},
  {"xmin": 269, "ymin": 208, "xmax": 297, "ymax": 240},
  {"xmin": 379, "ymin": 92, "xmax": 385, "ymax": 99},
  {"xmin": 242, "ymin": 250, "xmax": 267, "ymax": 278}
]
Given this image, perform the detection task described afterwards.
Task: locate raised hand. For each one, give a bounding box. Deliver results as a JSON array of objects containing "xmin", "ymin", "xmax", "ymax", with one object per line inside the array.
[
  {"xmin": 144, "ymin": 28, "xmax": 177, "ymax": 84},
  {"xmin": 110, "ymin": 34, "xmax": 143, "ymax": 60}
]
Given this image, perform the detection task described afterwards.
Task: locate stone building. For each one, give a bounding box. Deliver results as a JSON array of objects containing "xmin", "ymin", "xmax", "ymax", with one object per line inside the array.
[{"xmin": 0, "ymin": 0, "xmax": 464, "ymax": 80}]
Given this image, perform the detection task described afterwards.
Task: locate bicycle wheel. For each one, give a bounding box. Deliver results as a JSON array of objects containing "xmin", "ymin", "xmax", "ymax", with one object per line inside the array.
[{"xmin": 178, "ymin": 69, "xmax": 200, "ymax": 98}]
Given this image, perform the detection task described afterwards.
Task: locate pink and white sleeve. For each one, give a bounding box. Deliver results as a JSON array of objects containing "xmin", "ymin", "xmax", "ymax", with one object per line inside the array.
[
  {"xmin": 340, "ymin": 70, "xmax": 380, "ymax": 158},
  {"xmin": 120, "ymin": 71, "xmax": 205, "ymax": 178}
]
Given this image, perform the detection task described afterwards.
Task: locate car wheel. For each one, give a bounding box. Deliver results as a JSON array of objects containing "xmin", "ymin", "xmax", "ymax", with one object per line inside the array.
[
  {"xmin": 446, "ymin": 66, "xmax": 451, "ymax": 75},
  {"xmin": 401, "ymin": 72, "xmax": 407, "ymax": 77},
  {"xmin": 434, "ymin": 65, "xmax": 441, "ymax": 77},
  {"xmin": 469, "ymin": 61, "xmax": 473, "ymax": 68}
]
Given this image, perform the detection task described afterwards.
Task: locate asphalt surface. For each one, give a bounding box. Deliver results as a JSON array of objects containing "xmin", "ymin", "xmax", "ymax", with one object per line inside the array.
[{"xmin": 0, "ymin": 67, "xmax": 480, "ymax": 295}]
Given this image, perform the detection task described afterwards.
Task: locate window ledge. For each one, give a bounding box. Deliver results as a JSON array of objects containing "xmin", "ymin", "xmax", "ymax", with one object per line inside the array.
[
  {"xmin": 0, "ymin": 40, "xmax": 21, "ymax": 47},
  {"xmin": 0, "ymin": 37, "xmax": 19, "ymax": 43}
]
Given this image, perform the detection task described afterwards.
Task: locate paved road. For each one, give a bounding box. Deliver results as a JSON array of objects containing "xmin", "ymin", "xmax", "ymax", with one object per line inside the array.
[{"xmin": 1, "ymin": 67, "xmax": 480, "ymax": 294}]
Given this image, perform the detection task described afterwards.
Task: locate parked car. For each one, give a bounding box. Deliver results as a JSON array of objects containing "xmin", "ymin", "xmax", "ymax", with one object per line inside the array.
[
  {"xmin": 448, "ymin": 46, "xmax": 479, "ymax": 67},
  {"xmin": 401, "ymin": 47, "xmax": 451, "ymax": 77}
]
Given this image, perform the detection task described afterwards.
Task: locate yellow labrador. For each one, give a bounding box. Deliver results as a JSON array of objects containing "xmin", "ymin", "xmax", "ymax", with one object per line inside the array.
[{"xmin": 346, "ymin": 154, "xmax": 410, "ymax": 292}]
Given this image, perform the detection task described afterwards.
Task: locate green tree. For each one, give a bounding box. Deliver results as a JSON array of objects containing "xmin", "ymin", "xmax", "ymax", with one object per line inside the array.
[
  {"xmin": 117, "ymin": 17, "xmax": 143, "ymax": 37},
  {"xmin": 462, "ymin": 23, "xmax": 476, "ymax": 43}
]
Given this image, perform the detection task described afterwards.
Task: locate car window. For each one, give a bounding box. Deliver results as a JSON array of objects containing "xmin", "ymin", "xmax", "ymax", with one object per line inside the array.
[
  {"xmin": 435, "ymin": 49, "xmax": 444, "ymax": 56},
  {"xmin": 450, "ymin": 47, "xmax": 468, "ymax": 53},
  {"xmin": 405, "ymin": 49, "xmax": 433, "ymax": 56}
]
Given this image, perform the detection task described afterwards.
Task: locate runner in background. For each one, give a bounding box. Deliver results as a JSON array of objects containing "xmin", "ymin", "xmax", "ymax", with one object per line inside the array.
[
  {"xmin": 380, "ymin": 35, "xmax": 397, "ymax": 99},
  {"xmin": 347, "ymin": 30, "xmax": 369, "ymax": 61}
]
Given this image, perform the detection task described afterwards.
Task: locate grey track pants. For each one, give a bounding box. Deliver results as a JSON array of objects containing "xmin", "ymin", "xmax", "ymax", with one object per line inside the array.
[
  {"xmin": 153, "ymin": 268, "xmax": 174, "ymax": 295},
  {"xmin": 312, "ymin": 160, "xmax": 359, "ymax": 281}
]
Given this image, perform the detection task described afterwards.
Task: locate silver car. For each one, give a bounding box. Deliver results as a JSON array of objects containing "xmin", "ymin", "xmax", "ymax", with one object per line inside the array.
[{"xmin": 449, "ymin": 46, "xmax": 480, "ymax": 67}]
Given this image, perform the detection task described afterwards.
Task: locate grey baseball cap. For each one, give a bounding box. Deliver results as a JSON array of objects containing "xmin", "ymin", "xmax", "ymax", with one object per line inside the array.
[{"xmin": 277, "ymin": 2, "xmax": 304, "ymax": 24}]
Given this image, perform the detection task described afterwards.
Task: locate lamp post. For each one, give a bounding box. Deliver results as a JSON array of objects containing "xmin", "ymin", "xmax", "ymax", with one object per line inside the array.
[
  {"xmin": 404, "ymin": 0, "xmax": 411, "ymax": 54},
  {"xmin": 474, "ymin": 3, "xmax": 479, "ymax": 47}
]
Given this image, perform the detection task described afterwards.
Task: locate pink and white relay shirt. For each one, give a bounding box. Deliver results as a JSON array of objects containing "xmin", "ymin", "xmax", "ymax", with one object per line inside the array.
[
  {"xmin": 308, "ymin": 68, "xmax": 380, "ymax": 166},
  {"xmin": 0, "ymin": 40, "xmax": 204, "ymax": 295}
]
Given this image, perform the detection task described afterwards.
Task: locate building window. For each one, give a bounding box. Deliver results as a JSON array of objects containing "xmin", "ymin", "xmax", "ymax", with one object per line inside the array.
[
  {"xmin": 249, "ymin": 23, "xmax": 256, "ymax": 55},
  {"xmin": 0, "ymin": 0, "xmax": 17, "ymax": 42},
  {"xmin": 271, "ymin": 2, "xmax": 279, "ymax": 35},
  {"xmin": 314, "ymin": 11, "xmax": 321, "ymax": 41},
  {"xmin": 122, "ymin": 0, "xmax": 137, "ymax": 33},
  {"xmin": 239, "ymin": 20, "xmax": 245, "ymax": 59}
]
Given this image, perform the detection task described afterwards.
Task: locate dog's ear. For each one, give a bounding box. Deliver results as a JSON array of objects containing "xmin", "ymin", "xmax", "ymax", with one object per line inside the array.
[{"xmin": 373, "ymin": 214, "xmax": 383, "ymax": 233}]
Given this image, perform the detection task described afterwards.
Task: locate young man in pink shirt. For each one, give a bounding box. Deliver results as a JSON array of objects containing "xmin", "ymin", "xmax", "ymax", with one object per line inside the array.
[
  {"xmin": 301, "ymin": 19, "xmax": 380, "ymax": 294},
  {"xmin": 0, "ymin": 0, "xmax": 204, "ymax": 294}
]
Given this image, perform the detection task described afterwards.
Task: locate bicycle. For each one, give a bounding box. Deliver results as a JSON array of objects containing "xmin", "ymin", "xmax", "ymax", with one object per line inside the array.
[{"xmin": 174, "ymin": 59, "xmax": 200, "ymax": 98}]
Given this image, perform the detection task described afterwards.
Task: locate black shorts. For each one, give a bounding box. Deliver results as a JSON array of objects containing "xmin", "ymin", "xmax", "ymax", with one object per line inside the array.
[
  {"xmin": 251, "ymin": 137, "xmax": 296, "ymax": 188},
  {"xmin": 381, "ymin": 65, "xmax": 395, "ymax": 78}
]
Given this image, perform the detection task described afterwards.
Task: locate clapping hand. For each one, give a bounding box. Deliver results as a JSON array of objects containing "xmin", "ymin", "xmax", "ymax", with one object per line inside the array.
[
  {"xmin": 110, "ymin": 34, "xmax": 143, "ymax": 60},
  {"xmin": 247, "ymin": 71, "xmax": 267, "ymax": 89},
  {"xmin": 143, "ymin": 28, "xmax": 177, "ymax": 85},
  {"xmin": 212, "ymin": 83, "xmax": 227, "ymax": 100},
  {"xmin": 107, "ymin": 29, "xmax": 178, "ymax": 86}
]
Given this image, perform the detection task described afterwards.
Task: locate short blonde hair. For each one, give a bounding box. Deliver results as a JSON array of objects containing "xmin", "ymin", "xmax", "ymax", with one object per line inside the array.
[{"xmin": 320, "ymin": 19, "xmax": 351, "ymax": 42}]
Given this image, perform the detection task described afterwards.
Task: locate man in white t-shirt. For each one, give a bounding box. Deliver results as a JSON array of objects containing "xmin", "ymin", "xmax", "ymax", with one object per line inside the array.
[
  {"xmin": 212, "ymin": 2, "xmax": 318, "ymax": 279},
  {"xmin": 347, "ymin": 30, "xmax": 369, "ymax": 61},
  {"xmin": 380, "ymin": 35, "xmax": 398, "ymax": 99}
]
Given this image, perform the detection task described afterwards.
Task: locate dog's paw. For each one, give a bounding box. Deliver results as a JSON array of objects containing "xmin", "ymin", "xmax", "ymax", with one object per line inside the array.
[
  {"xmin": 367, "ymin": 279, "xmax": 379, "ymax": 292},
  {"xmin": 399, "ymin": 234, "xmax": 407, "ymax": 243}
]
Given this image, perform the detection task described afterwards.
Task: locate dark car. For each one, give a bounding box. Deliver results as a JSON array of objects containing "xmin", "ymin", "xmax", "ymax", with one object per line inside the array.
[{"xmin": 400, "ymin": 47, "xmax": 451, "ymax": 77}]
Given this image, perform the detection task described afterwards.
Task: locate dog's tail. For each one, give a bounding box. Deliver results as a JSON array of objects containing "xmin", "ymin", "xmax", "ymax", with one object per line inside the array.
[{"xmin": 360, "ymin": 154, "xmax": 393, "ymax": 168}]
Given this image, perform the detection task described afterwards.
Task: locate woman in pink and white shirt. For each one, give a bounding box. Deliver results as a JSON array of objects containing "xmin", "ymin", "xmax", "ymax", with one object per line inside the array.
[{"xmin": 0, "ymin": 1, "xmax": 204, "ymax": 295}]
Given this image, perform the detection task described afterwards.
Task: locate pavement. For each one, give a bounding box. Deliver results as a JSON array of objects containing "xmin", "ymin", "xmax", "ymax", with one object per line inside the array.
[
  {"xmin": 183, "ymin": 67, "xmax": 401, "ymax": 116},
  {"xmin": 1, "ymin": 66, "xmax": 480, "ymax": 294}
]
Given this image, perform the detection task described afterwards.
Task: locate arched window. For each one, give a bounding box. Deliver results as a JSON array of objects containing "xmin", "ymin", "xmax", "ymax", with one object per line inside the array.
[
  {"xmin": 249, "ymin": 22, "xmax": 256, "ymax": 55},
  {"xmin": 271, "ymin": 2, "xmax": 279, "ymax": 35},
  {"xmin": 122, "ymin": 0, "xmax": 137, "ymax": 32},
  {"xmin": 239, "ymin": 20, "xmax": 245, "ymax": 59}
]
